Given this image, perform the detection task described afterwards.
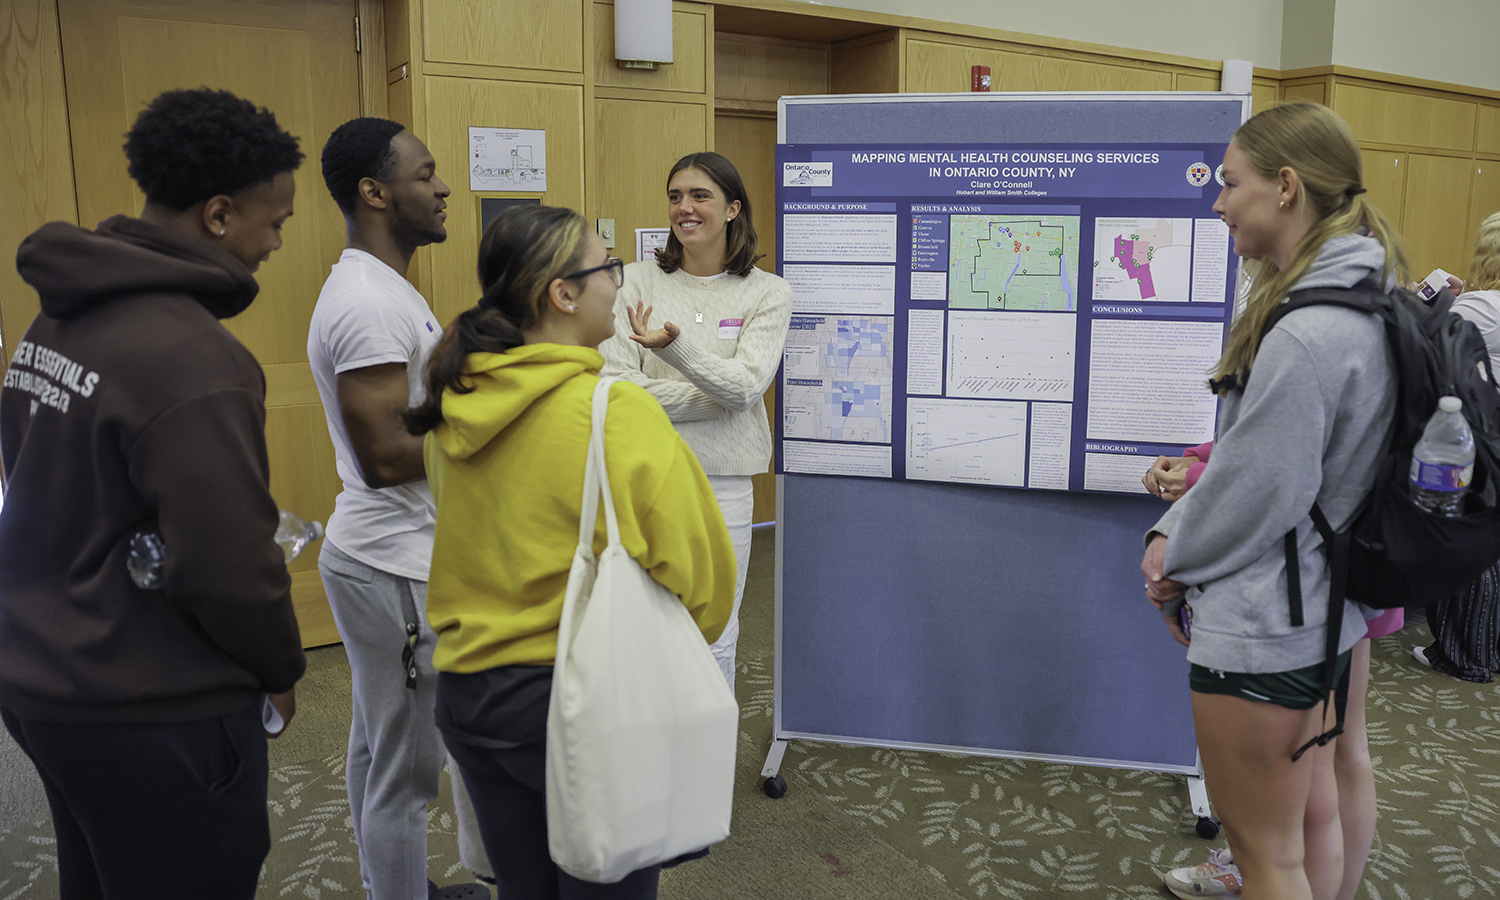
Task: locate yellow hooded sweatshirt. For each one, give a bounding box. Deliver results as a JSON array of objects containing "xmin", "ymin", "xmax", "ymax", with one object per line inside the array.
[{"xmin": 424, "ymin": 342, "xmax": 735, "ymax": 673}]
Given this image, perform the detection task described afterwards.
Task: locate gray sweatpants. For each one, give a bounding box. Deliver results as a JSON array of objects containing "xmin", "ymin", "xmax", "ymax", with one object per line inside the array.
[{"xmin": 320, "ymin": 542, "xmax": 490, "ymax": 899}]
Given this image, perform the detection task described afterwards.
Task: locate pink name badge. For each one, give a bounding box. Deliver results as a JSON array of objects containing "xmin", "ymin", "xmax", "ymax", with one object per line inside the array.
[{"xmin": 718, "ymin": 318, "xmax": 744, "ymax": 340}]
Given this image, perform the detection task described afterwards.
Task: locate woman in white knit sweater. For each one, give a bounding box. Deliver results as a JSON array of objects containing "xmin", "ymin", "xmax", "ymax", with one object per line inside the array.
[{"xmin": 601, "ymin": 152, "xmax": 793, "ymax": 691}]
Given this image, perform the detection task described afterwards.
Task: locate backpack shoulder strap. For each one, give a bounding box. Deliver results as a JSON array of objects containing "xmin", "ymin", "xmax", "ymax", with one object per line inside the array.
[
  {"xmin": 1291, "ymin": 501, "xmax": 1352, "ymax": 761},
  {"xmin": 1266, "ymin": 284, "xmax": 1384, "ymax": 342}
]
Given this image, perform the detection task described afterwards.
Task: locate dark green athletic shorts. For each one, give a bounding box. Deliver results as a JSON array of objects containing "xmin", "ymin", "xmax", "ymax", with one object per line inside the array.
[{"xmin": 1189, "ymin": 650, "xmax": 1352, "ymax": 710}]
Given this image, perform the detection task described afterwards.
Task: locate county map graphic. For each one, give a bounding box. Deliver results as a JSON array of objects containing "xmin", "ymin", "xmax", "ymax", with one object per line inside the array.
[
  {"xmin": 1092, "ymin": 217, "xmax": 1192, "ymax": 301},
  {"xmin": 948, "ymin": 214, "xmax": 1080, "ymax": 311},
  {"xmin": 782, "ymin": 316, "xmax": 894, "ymax": 443}
]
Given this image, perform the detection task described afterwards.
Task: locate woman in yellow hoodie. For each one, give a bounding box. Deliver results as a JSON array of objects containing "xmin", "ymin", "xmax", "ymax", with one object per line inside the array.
[{"xmin": 405, "ymin": 205, "xmax": 736, "ymax": 900}]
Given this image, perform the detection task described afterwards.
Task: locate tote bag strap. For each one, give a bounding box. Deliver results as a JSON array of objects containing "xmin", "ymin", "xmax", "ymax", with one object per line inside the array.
[
  {"xmin": 576, "ymin": 377, "xmax": 622, "ymax": 555},
  {"xmin": 557, "ymin": 377, "xmax": 621, "ymax": 679},
  {"xmin": 586, "ymin": 377, "xmax": 626, "ymax": 549}
]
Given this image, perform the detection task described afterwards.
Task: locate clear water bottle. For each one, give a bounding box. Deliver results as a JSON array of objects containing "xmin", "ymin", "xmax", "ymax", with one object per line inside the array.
[
  {"xmin": 127, "ymin": 510, "xmax": 324, "ymax": 589},
  {"xmin": 1409, "ymin": 395, "xmax": 1475, "ymax": 517},
  {"xmin": 274, "ymin": 510, "xmax": 325, "ymax": 562}
]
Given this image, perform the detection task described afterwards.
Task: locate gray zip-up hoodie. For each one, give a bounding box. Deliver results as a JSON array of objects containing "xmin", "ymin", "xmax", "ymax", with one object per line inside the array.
[{"xmin": 1152, "ymin": 233, "xmax": 1394, "ymax": 673}]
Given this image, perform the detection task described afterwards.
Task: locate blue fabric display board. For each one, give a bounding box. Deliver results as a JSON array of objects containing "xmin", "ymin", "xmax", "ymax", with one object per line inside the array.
[{"xmin": 769, "ymin": 93, "xmax": 1251, "ymax": 777}]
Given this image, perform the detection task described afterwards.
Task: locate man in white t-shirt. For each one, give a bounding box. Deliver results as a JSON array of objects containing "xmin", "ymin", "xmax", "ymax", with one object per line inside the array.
[{"xmin": 311, "ymin": 118, "xmax": 488, "ymax": 900}]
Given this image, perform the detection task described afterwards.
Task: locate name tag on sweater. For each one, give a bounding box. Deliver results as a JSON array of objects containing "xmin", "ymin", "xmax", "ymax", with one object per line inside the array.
[{"xmin": 718, "ymin": 318, "xmax": 744, "ymax": 339}]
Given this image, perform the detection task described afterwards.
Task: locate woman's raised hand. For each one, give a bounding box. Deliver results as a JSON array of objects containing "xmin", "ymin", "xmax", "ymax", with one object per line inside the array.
[{"xmin": 627, "ymin": 300, "xmax": 680, "ymax": 349}]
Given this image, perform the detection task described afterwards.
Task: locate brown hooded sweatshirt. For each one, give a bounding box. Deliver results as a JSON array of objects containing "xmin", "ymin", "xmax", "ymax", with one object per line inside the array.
[{"xmin": 0, "ymin": 216, "xmax": 305, "ymax": 723}]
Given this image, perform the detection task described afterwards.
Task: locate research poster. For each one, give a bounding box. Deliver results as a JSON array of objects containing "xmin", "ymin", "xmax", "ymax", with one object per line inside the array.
[{"xmin": 774, "ymin": 143, "xmax": 1233, "ymax": 494}]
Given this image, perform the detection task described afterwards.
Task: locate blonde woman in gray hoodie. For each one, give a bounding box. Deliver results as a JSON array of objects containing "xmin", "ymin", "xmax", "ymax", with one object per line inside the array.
[{"xmin": 1141, "ymin": 103, "xmax": 1408, "ymax": 900}]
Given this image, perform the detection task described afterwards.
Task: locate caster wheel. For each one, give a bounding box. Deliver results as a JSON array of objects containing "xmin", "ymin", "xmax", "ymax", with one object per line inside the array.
[
  {"xmin": 762, "ymin": 775, "xmax": 788, "ymax": 799},
  {"xmin": 1196, "ymin": 815, "xmax": 1221, "ymax": 840}
]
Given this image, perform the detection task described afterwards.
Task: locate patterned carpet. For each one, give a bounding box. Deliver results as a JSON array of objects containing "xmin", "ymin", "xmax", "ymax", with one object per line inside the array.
[{"xmin": 2, "ymin": 527, "xmax": 1498, "ymax": 899}]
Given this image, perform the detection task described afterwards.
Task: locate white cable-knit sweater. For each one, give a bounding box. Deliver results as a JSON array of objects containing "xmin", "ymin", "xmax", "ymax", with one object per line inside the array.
[{"xmin": 600, "ymin": 261, "xmax": 793, "ymax": 476}]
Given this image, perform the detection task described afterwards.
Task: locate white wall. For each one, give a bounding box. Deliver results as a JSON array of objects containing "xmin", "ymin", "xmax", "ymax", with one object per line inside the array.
[
  {"xmin": 810, "ymin": 0, "xmax": 1286, "ymax": 70},
  {"xmin": 1279, "ymin": 0, "xmax": 1336, "ymax": 71},
  {"xmin": 813, "ymin": 0, "xmax": 1500, "ymax": 92},
  {"xmin": 1332, "ymin": 0, "xmax": 1500, "ymax": 91}
]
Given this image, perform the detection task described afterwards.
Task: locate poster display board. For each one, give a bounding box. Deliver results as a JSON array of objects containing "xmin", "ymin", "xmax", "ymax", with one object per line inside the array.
[
  {"xmin": 767, "ymin": 93, "xmax": 1250, "ymax": 784},
  {"xmin": 774, "ymin": 141, "xmax": 1233, "ymax": 491}
]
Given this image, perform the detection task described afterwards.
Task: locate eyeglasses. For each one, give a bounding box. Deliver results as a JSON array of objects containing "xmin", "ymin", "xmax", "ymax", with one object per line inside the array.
[{"xmin": 564, "ymin": 257, "xmax": 624, "ymax": 287}]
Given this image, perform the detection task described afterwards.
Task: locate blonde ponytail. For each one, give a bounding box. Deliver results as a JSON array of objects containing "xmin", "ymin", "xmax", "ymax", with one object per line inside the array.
[{"xmin": 1211, "ymin": 103, "xmax": 1409, "ymax": 392}]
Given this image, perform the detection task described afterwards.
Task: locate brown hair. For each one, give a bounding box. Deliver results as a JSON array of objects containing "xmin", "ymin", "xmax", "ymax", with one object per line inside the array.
[
  {"xmin": 654, "ymin": 151, "xmax": 762, "ymax": 277},
  {"xmin": 1210, "ymin": 103, "xmax": 1409, "ymax": 392},
  {"xmin": 404, "ymin": 205, "xmax": 589, "ymax": 434}
]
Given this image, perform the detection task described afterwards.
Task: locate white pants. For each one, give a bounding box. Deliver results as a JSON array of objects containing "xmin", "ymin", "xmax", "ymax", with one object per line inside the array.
[{"xmin": 707, "ymin": 475, "xmax": 755, "ymax": 693}]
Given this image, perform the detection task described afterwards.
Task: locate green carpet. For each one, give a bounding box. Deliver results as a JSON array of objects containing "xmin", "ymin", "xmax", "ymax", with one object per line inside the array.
[{"xmin": 3, "ymin": 526, "xmax": 1499, "ymax": 899}]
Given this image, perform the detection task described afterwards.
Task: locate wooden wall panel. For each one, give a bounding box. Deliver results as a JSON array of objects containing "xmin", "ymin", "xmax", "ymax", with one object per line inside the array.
[
  {"xmin": 904, "ymin": 38, "xmax": 1172, "ymax": 94},
  {"xmin": 1403, "ymin": 153, "xmax": 1475, "ymax": 279},
  {"xmin": 1251, "ymin": 80, "xmax": 1278, "ymax": 115},
  {"xmin": 1334, "ymin": 83, "xmax": 1476, "ymax": 152},
  {"xmin": 832, "ymin": 32, "xmax": 900, "ymax": 95},
  {"xmin": 384, "ymin": 0, "xmax": 411, "ymax": 69},
  {"xmin": 1479, "ymin": 105, "xmax": 1500, "ymax": 157},
  {"xmin": 422, "ymin": 76, "xmax": 586, "ymax": 324},
  {"xmin": 1361, "ymin": 149, "xmax": 1407, "ymax": 232},
  {"xmin": 0, "ymin": 0, "xmax": 76, "ymax": 352},
  {"xmin": 1175, "ymin": 72, "xmax": 1217, "ymax": 92},
  {"xmin": 1282, "ymin": 81, "xmax": 1326, "ymax": 106},
  {"xmin": 423, "ymin": 0, "xmax": 584, "ymax": 72},
  {"xmin": 715, "ymin": 33, "xmax": 827, "ymax": 102},
  {"xmin": 595, "ymin": 2, "xmax": 708, "ymax": 93},
  {"xmin": 266, "ymin": 401, "xmax": 342, "ymax": 645},
  {"xmin": 589, "ymin": 98, "xmax": 709, "ymax": 263}
]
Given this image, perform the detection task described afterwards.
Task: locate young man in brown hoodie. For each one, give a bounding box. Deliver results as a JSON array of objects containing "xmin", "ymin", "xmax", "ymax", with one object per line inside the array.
[{"xmin": 0, "ymin": 88, "xmax": 307, "ymax": 900}]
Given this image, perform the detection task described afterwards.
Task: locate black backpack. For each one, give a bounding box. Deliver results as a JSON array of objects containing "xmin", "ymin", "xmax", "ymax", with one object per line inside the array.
[{"xmin": 1248, "ymin": 281, "xmax": 1500, "ymax": 757}]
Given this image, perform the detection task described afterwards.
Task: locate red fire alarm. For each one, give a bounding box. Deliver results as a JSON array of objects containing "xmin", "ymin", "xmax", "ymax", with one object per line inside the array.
[{"xmin": 972, "ymin": 65, "xmax": 992, "ymax": 92}]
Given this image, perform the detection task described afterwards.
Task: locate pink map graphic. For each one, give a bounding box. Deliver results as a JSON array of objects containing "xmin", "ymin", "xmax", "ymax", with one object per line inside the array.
[{"xmin": 1113, "ymin": 234, "xmax": 1157, "ymax": 299}]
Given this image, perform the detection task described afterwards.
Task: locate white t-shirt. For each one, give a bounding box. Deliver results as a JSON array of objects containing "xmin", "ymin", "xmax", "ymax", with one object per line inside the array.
[
  {"xmin": 1453, "ymin": 289, "xmax": 1500, "ymax": 378},
  {"xmin": 308, "ymin": 249, "xmax": 442, "ymax": 580}
]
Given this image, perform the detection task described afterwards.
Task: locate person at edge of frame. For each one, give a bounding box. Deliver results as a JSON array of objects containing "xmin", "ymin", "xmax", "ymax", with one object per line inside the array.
[
  {"xmin": 0, "ymin": 88, "xmax": 307, "ymax": 900},
  {"xmin": 1141, "ymin": 101, "xmax": 1406, "ymax": 900}
]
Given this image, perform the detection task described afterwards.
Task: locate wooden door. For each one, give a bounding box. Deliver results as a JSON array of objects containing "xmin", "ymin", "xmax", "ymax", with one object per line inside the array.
[
  {"xmin": 1360, "ymin": 148, "xmax": 1406, "ymax": 233},
  {"xmin": 1402, "ymin": 153, "xmax": 1475, "ymax": 280},
  {"xmin": 716, "ymin": 112, "xmax": 779, "ymax": 524},
  {"xmin": 57, "ymin": 0, "xmax": 364, "ymax": 647}
]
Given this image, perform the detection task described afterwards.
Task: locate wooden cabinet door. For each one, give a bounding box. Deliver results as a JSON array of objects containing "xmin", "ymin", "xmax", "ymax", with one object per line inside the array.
[
  {"xmin": 1468, "ymin": 161, "xmax": 1500, "ymax": 278},
  {"xmin": 1403, "ymin": 153, "xmax": 1475, "ymax": 280},
  {"xmin": 56, "ymin": 0, "xmax": 364, "ymax": 647},
  {"xmin": 1361, "ymin": 148, "xmax": 1406, "ymax": 232}
]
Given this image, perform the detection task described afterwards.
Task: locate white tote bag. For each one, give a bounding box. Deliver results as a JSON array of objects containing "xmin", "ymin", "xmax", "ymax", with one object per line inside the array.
[{"xmin": 545, "ymin": 377, "xmax": 739, "ymax": 884}]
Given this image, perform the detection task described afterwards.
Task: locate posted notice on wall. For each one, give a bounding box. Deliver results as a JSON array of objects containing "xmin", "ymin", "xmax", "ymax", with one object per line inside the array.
[
  {"xmin": 774, "ymin": 144, "xmax": 1233, "ymax": 494},
  {"xmin": 469, "ymin": 127, "xmax": 547, "ymax": 192}
]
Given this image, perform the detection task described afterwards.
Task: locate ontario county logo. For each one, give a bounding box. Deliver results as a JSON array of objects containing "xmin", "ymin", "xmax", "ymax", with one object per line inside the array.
[
  {"xmin": 783, "ymin": 162, "xmax": 833, "ymax": 187},
  {"xmin": 1186, "ymin": 162, "xmax": 1212, "ymax": 187}
]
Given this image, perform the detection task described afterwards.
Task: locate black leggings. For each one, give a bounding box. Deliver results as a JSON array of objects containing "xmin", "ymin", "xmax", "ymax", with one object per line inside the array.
[
  {"xmin": 1425, "ymin": 558, "xmax": 1500, "ymax": 683},
  {"xmin": 443, "ymin": 734, "xmax": 662, "ymax": 900}
]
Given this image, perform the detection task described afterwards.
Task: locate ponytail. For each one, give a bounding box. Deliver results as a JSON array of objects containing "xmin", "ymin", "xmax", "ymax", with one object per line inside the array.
[
  {"xmin": 1211, "ymin": 103, "xmax": 1409, "ymax": 392},
  {"xmin": 403, "ymin": 205, "xmax": 590, "ymax": 434}
]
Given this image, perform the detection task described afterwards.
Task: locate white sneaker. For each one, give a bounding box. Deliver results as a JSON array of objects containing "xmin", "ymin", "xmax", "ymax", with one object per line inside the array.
[
  {"xmin": 1413, "ymin": 645, "xmax": 1433, "ymax": 667},
  {"xmin": 1163, "ymin": 846, "xmax": 1242, "ymax": 898}
]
